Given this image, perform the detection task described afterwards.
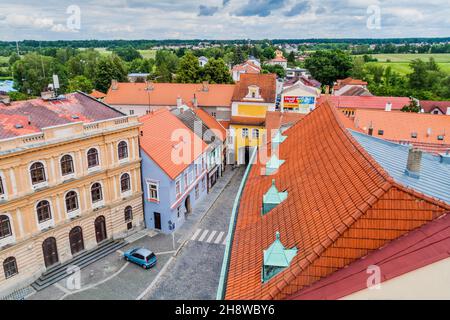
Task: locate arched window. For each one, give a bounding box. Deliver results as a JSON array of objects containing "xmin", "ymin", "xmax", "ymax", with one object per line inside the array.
[
  {"xmin": 87, "ymin": 148, "xmax": 99, "ymax": 168},
  {"xmin": 91, "ymin": 183, "xmax": 103, "ymax": 203},
  {"xmin": 65, "ymin": 191, "xmax": 79, "ymax": 212},
  {"xmin": 124, "ymin": 206, "xmax": 133, "ymax": 222},
  {"xmin": 60, "ymin": 155, "xmax": 74, "ymax": 176},
  {"xmin": 120, "ymin": 173, "xmax": 131, "ymax": 193},
  {"xmin": 36, "ymin": 200, "xmax": 52, "ymax": 223},
  {"xmin": 0, "ymin": 215, "xmax": 12, "ymax": 239},
  {"xmin": 118, "ymin": 141, "xmax": 128, "ymax": 160},
  {"xmin": 30, "ymin": 162, "xmax": 46, "ymax": 185},
  {"xmin": 3, "ymin": 257, "xmax": 18, "ymax": 279}
]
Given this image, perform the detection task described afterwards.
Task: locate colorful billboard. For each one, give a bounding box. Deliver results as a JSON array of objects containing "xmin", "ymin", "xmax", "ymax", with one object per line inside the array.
[{"xmin": 283, "ymin": 96, "xmax": 316, "ymax": 113}]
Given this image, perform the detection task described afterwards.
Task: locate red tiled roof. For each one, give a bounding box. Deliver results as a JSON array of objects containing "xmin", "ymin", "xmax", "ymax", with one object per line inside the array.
[
  {"xmin": 334, "ymin": 77, "xmax": 368, "ymax": 91},
  {"xmin": 270, "ymin": 57, "xmax": 288, "ymax": 63},
  {"xmin": 420, "ymin": 100, "xmax": 450, "ymax": 114},
  {"xmin": 289, "ymin": 213, "xmax": 450, "ymax": 300},
  {"xmin": 224, "ymin": 100, "xmax": 450, "ymax": 300},
  {"xmin": 338, "ymin": 86, "xmax": 373, "ymax": 96},
  {"xmin": 90, "ymin": 90, "xmax": 106, "ymax": 99},
  {"xmin": 232, "ymin": 74, "xmax": 277, "ymax": 103},
  {"xmin": 0, "ymin": 92, "xmax": 123, "ymax": 140},
  {"xmin": 265, "ymin": 111, "xmax": 305, "ymax": 138},
  {"xmin": 232, "ymin": 61, "xmax": 261, "ymax": 73},
  {"xmin": 319, "ymin": 95, "xmax": 411, "ymax": 111},
  {"xmin": 104, "ymin": 82, "xmax": 235, "ymax": 108},
  {"xmin": 231, "ymin": 116, "xmax": 266, "ymax": 126},
  {"xmin": 139, "ymin": 109, "xmax": 208, "ymax": 180},
  {"xmin": 219, "ymin": 121, "xmax": 230, "ymax": 129},
  {"xmin": 193, "ymin": 108, "xmax": 227, "ymax": 142},
  {"xmin": 353, "ymin": 109, "xmax": 450, "ymax": 146}
]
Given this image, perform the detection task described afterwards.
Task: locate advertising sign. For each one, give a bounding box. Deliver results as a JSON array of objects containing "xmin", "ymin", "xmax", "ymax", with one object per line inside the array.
[{"xmin": 283, "ymin": 96, "xmax": 316, "ymax": 113}]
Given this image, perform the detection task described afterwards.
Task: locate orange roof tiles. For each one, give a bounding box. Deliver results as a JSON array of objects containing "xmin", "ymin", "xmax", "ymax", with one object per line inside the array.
[
  {"xmin": 232, "ymin": 61, "xmax": 261, "ymax": 73},
  {"xmin": 231, "ymin": 116, "xmax": 266, "ymax": 126},
  {"xmin": 224, "ymin": 100, "xmax": 450, "ymax": 300},
  {"xmin": 193, "ymin": 108, "xmax": 227, "ymax": 142},
  {"xmin": 90, "ymin": 90, "xmax": 106, "ymax": 99},
  {"xmin": 333, "ymin": 77, "xmax": 368, "ymax": 91},
  {"xmin": 265, "ymin": 111, "xmax": 306, "ymax": 138},
  {"xmin": 104, "ymin": 82, "xmax": 235, "ymax": 107},
  {"xmin": 232, "ymin": 73, "xmax": 277, "ymax": 103},
  {"xmin": 319, "ymin": 95, "xmax": 411, "ymax": 111},
  {"xmin": 139, "ymin": 109, "xmax": 208, "ymax": 180}
]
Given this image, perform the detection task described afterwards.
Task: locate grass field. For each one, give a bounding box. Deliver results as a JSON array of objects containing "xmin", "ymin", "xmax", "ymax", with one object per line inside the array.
[
  {"xmin": 87, "ymin": 48, "xmax": 156, "ymax": 60},
  {"xmin": 361, "ymin": 53, "xmax": 450, "ymax": 75}
]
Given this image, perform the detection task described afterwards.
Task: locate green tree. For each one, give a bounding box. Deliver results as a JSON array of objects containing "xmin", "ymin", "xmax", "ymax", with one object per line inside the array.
[
  {"xmin": 401, "ymin": 100, "xmax": 420, "ymax": 113},
  {"xmin": 93, "ymin": 54, "xmax": 127, "ymax": 92},
  {"xmin": 350, "ymin": 57, "xmax": 366, "ymax": 80},
  {"xmin": 67, "ymin": 49, "xmax": 101, "ymax": 79},
  {"xmin": 262, "ymin": 64, "xmax": 285, "ymax": 78},
  {"xmin": 176, "ymin": 52, "xmax": 202, "ymax": 83},
  {"xmin": 153, "ymin": 50, "xmax": 179, "ymax": 82},
  {"xmin": 304, "ymin": 50, "xmax": 353, "ymax": 86},
  {"xmin": 232, "ymin": 46, "xmax": 245, "ymax": 65},
  {"xmin": 203, "ymin": 58, "xmax": 233, "ymax": 84},
  {"xmin": 68, "ymin": 75, "xmax": 94, "ymax": 93},
  {"xmin": 113, "ymin": 46, "xmax": 143, "ymax": 62}
]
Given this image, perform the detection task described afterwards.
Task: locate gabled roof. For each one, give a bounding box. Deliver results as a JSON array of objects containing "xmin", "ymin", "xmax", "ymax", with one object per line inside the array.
[
  {"xmin": 223, "ymin": 100, "xmax": 450, "ymax": 300},
  {"xmin": 334, "ymin": 77, "xmax": 368, "ymax": 91},
  {"xmin": 104, "ymin": 82, "xmax": 235, "ymax": 108},
  {"xmin": 319, "ymin": 95, "xmax": 411, "ymax": 111},
  {"xmin": 232, "ymin": 74, "xmax": 277, "ymax": 103},
  {"xmin": 193, "ymin": 108, "xmax": 226, "ymax": 142},
  {"xmin": 90, "ymin": 90, "xmax": 107, "ymax": 99},
  {"xmin": 265, "ymin": 111, "xmax": 306, "ymax": 138},
  {"xmin": 0, "ymin": 92, "xmax": 123, "ymax": 140},
  {"xmin": 232, "ymin": 61, "xmax": 261, "ymax": 73},
  {"xmin": 139, "ymin": 109, "xmax": 208, "ymax": 180},
  {"xmin": 337, "ymin": 86, "xmax": 373, "ymax": 96},
  {"xmin": 289, "ymin": 212, "xmax": 450, "ymax": 300},
  {"xmin": 420, "ymin": 100, "xmax": 450, "ymax": 114}
]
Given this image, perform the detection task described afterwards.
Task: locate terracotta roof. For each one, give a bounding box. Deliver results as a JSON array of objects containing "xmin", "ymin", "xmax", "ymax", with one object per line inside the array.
[
  {"xmin": 194, "ymin": 108, "xmax": 227, "ymax": 142},
  {"xmin": 232, "ymin": 73, "xmax": 277, "ymax": 103},
  {"xmin": 353, "ymin": 109, "xmax": 450, "ymax": 146},
  {"xmin": 319, "ymin": 95, "xmax": 411, "ymax": 111},
  {"xmin": 231, "ymin": 116, "xmax": 266, "ymax": 126},
  {"xmin": 265, "ymin": 111, "xmax": 305, "ymax": 138},
  {"xmin": 224, "ymin": 100, "xmax": 450, "ymax": 300},
  {"xmin": 334, "ymin": 77, "xmax": 368, "ymax": 91},
  {"xmin": 420, "ymin": 100, "xmax": 450, "ymax": 114},
  {"xmin": 232, "ymin": 61, "xmax": 261, "ymax": 73},
  {"xmin": 338, "ymin": 86, "xmax": 373, "ymax": 97},
  {"xmin": 104, "ymin": 82, "xmax": 235, "ymax": 108},
  {"xmin": 219, "ymin": 121, "xmax": 230, "ymax": 129},
  {"xmin": 139, "ymin": 109, "xmax": 208, "ymax": 180},
  {"xmin": 270, "ymin": 57, "xmax": 288, "ymax": 63},
  {"xmin": 289, "ymin": 212, "xmax": 450, "ymax": 300},
  {"xmin": 90, "ymin": 90, "xmax": 106, "ymax": 99},
  {"xmin": 0, "ymin": 92, "xmax": 123, "ymax": 140}
]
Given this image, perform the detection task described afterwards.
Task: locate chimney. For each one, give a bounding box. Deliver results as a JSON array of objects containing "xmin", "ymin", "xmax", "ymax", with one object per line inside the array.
[
  {"xmin": 447, "ymin": 107, "xmax": 450, "ymax": 116},
  {"xmin": 405, "ymin": 147, "xmax": 422, "ymax": 179},
  {"xmin": 28, "ymin": 115, "xmax": 32, "ymax": 125},
  {"xmin": 427, "ymin": 128, "xmax": 432, "ymax": 137},
  {"xmin": 176, "ymin": 96, "xmax": 182, "ymax": 108},
  {"xmin": 193, "ymin": 94, "xmax": 198, "ymax": 108},
  {"xmin": 385, "ymin": 102, "xmax": 392, "ymax": 112},
  {"xmin": 0, "ymin": 95, "xmax": 11, "ymax": 105},
  {"xmin": 368, "ymin": 127, "xmax": 374, "ymax": 136},
  {"xmin": 40, "ymin": 90, "xmax": 55, "ymax": 100},
  {"xmin": 202, "ymin": 81, "xmax": 209, "ymax": 92},
  {"xmin": 145, "ymin": 80, "xmax": 154, "ymax": 91},
  {"xmin": 111, "ymin": 79, "xmax": 118, "ymax": 90}
]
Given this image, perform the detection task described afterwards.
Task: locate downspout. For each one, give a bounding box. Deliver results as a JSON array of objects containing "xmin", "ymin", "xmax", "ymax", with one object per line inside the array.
[{"xmin": 216, "ymin": 147, "xmax": 258, "ymax": 300}]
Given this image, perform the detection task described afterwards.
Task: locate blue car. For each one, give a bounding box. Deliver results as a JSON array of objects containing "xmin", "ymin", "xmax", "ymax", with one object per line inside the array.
[{"xmin": 124, "ymin": 248, "xmax": 157, "ymax": 269}]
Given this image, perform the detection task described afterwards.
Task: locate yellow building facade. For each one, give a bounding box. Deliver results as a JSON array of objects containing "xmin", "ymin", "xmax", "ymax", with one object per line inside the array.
[{"xmin": 0, "ymin": 94, "xmax": 144, "ymax": 296}]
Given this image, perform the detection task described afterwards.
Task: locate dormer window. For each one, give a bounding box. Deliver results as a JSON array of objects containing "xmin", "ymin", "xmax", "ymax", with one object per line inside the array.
[
  {"xmin": 378, "ymin": 130, "xmax": 384, "ymax": 136},
  {"xmin": 245, "ymin": 85, "xmax": 262, "ymax": 100},
  {"xmin": 411, "ymin": 132, "xmax": 418, "ymax": 139},
  {"xmin": 262, "ymin": 232, "xmax": 297, "ymax": 283},
  {"xmin": 262, "ymin": 179, "xmax": 288, "ymax": 215},
  {"xmin": 272, "ymin": 130, "xmax": 287, "ymax": 147},
  {"xmin": 265, "ymin": 154, "xmax": 285, "ymax": 176},
  {"xmin": 438, "ymin": 135, "xmax": 444, "ymax": 141}
]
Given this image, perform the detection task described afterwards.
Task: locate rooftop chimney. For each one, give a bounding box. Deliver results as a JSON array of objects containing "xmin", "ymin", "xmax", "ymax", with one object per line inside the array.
[
  {"xmin": 111, "ymin": 79, "xmax": 118, "ymax": 90},
  {"xmin": 202, "ymin": 81, "xmax": 209, "ymax": 92},
  {"xmin": 447, "ymin": 107, "xmax": 450, "ymax": 116},
  {"xmin": 176, "ymin": 96, "xmax": 182, "ymax": 108},
  {"xmin": 193, "ymin": 94, "xmax": 198, "ymax": 108},
  {"xmin": 41, "ymin": 90, "xmax": 55, "ymax": 101},
  {"xmin": 385, "ymin": 102, "xmax": 392, "ymax": 112},
  {"xmin": 145, "ymin": 80, "xmax": 154, "ymax": 91},
  {"xmin": 0, "ymin": 95, "xmax": 11, "ymax": 105},
  {"xmin": 405, "ymin": 147, "xmax": 422, "ymax": 179}
]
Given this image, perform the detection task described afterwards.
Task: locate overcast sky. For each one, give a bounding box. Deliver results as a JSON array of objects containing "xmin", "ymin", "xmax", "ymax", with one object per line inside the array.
[{"xmin": 0, "ymin": 0, "xmax": 449, "ymax": 41}]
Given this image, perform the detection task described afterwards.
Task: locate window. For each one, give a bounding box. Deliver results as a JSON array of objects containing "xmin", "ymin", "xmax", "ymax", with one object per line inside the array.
[
  {"xmin": 184, "ymin": 172, "xmax": 188, "ymax": 189},
  {"xmin": 252, "ymin": 129, "xmax": 260, "ymax": 139},
  {"xmin": 177, "ymin": 206, "xmax": 181, "ymax": 218},
  {"xmin": 65, "ymin": 191, "xmax": 79, "ymax": 213},
  {"xmin": 87, "ymin": 148, "xmax": 99, "ymax": 168},
  {"xmin": 202, "ymin": 177, "xmax": 206, "ymax": 191},
  {"xmin": 91, "ymin": 183, "xmax": 103, "ymax": 203},
  {"xmin": 0, "ymin": 215, "xmax": 12, "ymax": 239},
  {"xmin": 188, "ymin": 168, "xmax": 194, "ymax": 185},
  {"xmin": 0, "ymin": 176, "xmax": 4, "ymax": 195},
  {"xmin": 175, "ymin": 179, "xmax": 181, "ymax": 198},
  {"xmin": 124, "ymin": 206, "xmax": 133, "ymax": 222},
  {"xmin": 242, "ymin": 128, "xmax": 249, "ymax": 138},
  {"xmin": 118, "ymin": 141, "xmax": 128, "ymax": 160},
  {"xmin": 120, "ymin": 173, "xmax": 131, "ymax": 193},
  {"xmin": 148, "ymin": 182, "xmax": 159, "ymax": 201},
  {"xmin": 36, "ymin": 200, "xmax": 52, "ymax": 223},
  {"xmin": 60, "ymin": 155, "xmax": 75, "ymax": 176},
  {"xmin": 411, "ymin": 132, "xmax": 418, "ymax": 139},
  {"xmin": 129, "ymin": 110, "xmax": 134, "ymax": 115},
  {"xmin": 211, "ymin": 112, "xmax": 217, "ymax": 118},
  {"xmin": 378, "ymin": 130, "xmax": 384, "ymax": 136},
  {"xmin": 30, "ymin": 162, "xmax": 46, "ymax": 185},
  {"xmin": 3, "ymin": 257, "xmax": 18, "ymax": 279},
  {"xmin": 438, "ymin": 135, "xmax": 444, "ymax": 141},
  {"xmin": 195, "ymin": 184, "xmax": 200, "ymax": 200}
]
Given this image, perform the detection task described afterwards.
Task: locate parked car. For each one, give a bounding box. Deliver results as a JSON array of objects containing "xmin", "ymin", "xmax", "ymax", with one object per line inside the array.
[{"xmin": 124, "ymin": 248, "xmax": 157, "ymax": 269}]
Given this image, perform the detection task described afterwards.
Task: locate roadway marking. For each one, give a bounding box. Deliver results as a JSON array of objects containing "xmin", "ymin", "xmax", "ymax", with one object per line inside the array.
[
  {"xmin": 136, "ymin": 256, "xmax": 174, "ymax": 300},
  {"xmin": 198, "ymin": 229, "xmax": 209, "ymax": 242},
  {"xmin": 206, "ymin": 230, "xmax": 217, "ymax": 243},
  {"xmin": 191, "ymin": 229, "xmax": 202, "ymax": 241},
  {"xmin": 214, "ymin": 231, "xmax": 225, "ymax": 244}
]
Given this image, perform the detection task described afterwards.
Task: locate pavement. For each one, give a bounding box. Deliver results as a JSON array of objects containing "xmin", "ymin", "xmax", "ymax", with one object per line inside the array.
[{"xmin": 24, "ymin": 166, "xmax": 244, "ymax": 300}]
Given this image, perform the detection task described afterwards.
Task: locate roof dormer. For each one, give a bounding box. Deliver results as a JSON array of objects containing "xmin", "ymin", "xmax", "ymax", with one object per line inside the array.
[
  {"xmin": 262, "ymin": 179, "xmax": 288, "ymax": 215},
  {"xmin": 244, "ymin": 85, "xmax": 263, "ymax": 101},
  {"xmin": 272, "ymin": 130, "xmax": 287, "ymax": 147},
  {"xmin": 265, "ymin": 154, "xmax": 285, "ymax": 176},
  {"xmin": 262, "ymin": 232, "xmax": 297, "ymax": 283}
]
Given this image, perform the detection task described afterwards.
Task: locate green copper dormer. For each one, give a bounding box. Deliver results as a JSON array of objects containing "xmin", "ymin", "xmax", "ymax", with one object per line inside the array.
[
  {"xmin": 272, "ymin": 130, "xmax": 287, "ymax": 147},
  {"xmin": 262, "ymin": 232, "xmax": 297, "ymax": 283},
  {"xmin": 265, "ymin": 154, "xmax": 285, "ymax": 176},
  {"xmin": 262, "ymin": 179, "xmax": 288, "ymax": 215}
]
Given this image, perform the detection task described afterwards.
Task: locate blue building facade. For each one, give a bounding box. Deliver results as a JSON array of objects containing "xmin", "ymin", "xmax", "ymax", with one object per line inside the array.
[{"xmin": 141, "ymin": 150, "xmax": 208, "ymax": 234}]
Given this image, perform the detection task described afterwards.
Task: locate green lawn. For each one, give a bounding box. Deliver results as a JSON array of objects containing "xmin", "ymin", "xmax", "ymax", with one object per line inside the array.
[
  {"xmin": 138, "ymin": 49, "xmax": 156, "ymax": 60},
  {"xmin": 0, "ymin": 56, "xmax": 9, "ymax": 63},
  {"xmin": 362, "ymin": 54, "xmax": 450, "ymax": 75}
]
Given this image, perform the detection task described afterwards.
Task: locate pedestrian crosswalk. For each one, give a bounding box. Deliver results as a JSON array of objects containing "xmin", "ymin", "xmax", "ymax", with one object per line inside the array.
[{"xmin": 190, "ymin": 228, "xmax": 228, "ymax": 245}]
